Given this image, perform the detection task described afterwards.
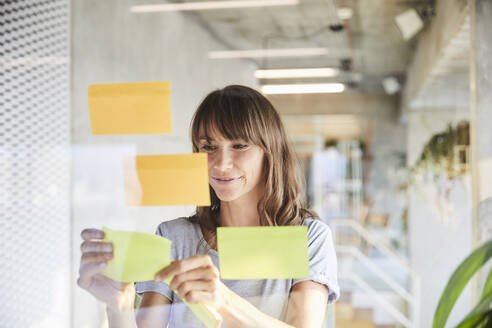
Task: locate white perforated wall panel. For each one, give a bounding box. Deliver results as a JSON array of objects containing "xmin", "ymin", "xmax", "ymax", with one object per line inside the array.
[{"xmin": 0, "ymin": 0, "xmax": 71, "ymax": 326}]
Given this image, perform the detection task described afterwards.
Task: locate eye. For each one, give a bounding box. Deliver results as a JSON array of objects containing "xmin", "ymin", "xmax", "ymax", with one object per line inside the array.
[
  {"xmin": 233, "ymin": 144, "xmax": 249, "ymax": 150},
  {"xmin": 201, "ymin": 144, "xmax": 216, "ymax": 151}
]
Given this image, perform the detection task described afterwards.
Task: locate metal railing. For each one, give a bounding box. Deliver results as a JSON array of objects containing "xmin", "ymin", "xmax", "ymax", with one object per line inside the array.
[{"xmin": 331, "ymin": 218, "xmax": 421, "ymax": 328}]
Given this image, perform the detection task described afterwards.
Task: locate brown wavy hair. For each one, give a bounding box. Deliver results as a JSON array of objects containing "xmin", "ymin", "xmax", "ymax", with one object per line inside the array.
[{"xmin": 188, "ymin": 85, "xmax": 318, "ymax": 250}]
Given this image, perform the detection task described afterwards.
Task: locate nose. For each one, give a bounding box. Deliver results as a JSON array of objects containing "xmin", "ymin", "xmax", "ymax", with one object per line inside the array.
[{"xmin": 213, "ymin": 148, "xmax": 233, "ymax": 172}]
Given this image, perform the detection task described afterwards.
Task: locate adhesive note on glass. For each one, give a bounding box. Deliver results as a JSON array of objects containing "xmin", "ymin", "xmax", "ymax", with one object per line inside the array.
[
  {"xmin": 161, "ymin": 277, "xmax": 222, "ymax": 328},
  {"xmin": 185, "ymin": 298, "xmax": 222, "ymax": 328},
  {"xmin": 103, "ymin": 228, "xmax": 221, "ymax": 327},
  {"xmin": 217, "ymin": 226, "xmax": 310, "ymax": 279},
  {"xmin": 88, "ymin": 81, "xmax": 172, "ymax": 135},
  {"xmin": 123, "ymin": 153, "xmax": 211, "ymax": 206},
  {"xmin": 187, "ymin": 303, "xmax": 222, "ymax": 328},
  {"xmin": 102, "ymin": 227, "xmax": 171, "ymax": 283}
]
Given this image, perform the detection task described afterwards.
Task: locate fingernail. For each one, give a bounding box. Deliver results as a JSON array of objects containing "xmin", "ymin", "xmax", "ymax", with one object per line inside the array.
[{"xmin": 154, "ymin": 274, "xmax": 162, "ymax": 282}]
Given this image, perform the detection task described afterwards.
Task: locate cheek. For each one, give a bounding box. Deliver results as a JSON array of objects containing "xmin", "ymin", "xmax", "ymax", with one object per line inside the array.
[
  {"xmin": 207, "ymin": 153, "xmax": 217, "ymax": 171},
  {"xmin": 245, "ymin": 153, "xmax": 265, "ymax": 180}
]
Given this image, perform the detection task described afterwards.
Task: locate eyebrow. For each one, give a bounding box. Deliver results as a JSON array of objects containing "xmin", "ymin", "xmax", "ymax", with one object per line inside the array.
[{"xmin": 199, "ymin": 136, "xmax": 247, "ymax": 143}]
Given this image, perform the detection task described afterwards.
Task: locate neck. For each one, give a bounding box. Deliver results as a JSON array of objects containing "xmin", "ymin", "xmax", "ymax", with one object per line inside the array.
[{"xmin": 218, "ymin": 186, "xmax": 263, "ymax": 227}]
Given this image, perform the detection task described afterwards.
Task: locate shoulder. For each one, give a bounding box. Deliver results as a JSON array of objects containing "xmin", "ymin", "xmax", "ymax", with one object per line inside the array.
[
  {"xmin": 302, "ymin": 218, "xmax": 333, "ymax": 240},
  {"xmin": 304, "ymin": 218, "xmax": 332, "ymax": 246},
  {"xmin": 298, "ymin": 218, "xmax": 339, "ymax": 300},
  {"xmin": 155, "ymin": 217, "xmax": 199, "ymax": 239},
  {"xmin": 155, "ymin": 216, "xmax": 204, "ymax": 259}
]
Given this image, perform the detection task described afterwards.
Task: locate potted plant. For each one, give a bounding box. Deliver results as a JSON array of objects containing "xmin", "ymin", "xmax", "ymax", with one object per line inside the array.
[{"xmin": 433, "ymin": 239, "xmax": 492, "ymax": 327}]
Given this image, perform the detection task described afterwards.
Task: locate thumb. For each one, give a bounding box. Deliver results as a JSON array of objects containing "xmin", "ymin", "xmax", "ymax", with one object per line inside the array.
[{"xmin": 77, "ymin": 262, "xmax": 107, "ymax": 289}]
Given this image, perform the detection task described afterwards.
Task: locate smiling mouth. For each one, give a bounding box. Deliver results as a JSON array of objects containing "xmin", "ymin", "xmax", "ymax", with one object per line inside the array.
[{"xmin": 213, "ymin": 176, "xmax": 242, "ymax": 182}]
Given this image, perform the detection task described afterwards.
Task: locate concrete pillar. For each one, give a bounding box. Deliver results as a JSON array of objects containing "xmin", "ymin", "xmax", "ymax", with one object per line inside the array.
[{"xmin": 470, "ymin": 0, "xmax": 492, "ymax": 302}]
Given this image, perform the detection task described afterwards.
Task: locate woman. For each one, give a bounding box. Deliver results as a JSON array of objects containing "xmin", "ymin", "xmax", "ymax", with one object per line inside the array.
[{"xmin": 78, "ymin": 85, "xmax": 339, "ymax": 327}]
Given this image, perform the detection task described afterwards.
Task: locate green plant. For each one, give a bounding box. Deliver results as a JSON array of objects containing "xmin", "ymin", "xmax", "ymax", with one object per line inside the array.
[
  {"xmin": 433, "ymin": 239, "xmax": 492, "ymax": 328},
  {"xmin": 414, "ymin": 121, "xmax": 470, "ymax": 179},
  {"xmin": 411, "ymin": 121, "xmax": 470, "ymax": 222}
]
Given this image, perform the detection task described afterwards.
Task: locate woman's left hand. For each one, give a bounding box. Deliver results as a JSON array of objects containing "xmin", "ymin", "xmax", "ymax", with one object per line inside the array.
[{"xmin": 154, "ymin": 254, "xmax": 228, "ymax": 310}]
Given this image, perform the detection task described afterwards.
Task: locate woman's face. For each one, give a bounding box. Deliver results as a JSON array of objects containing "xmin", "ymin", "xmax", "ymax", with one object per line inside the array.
[{"xmin": 198, "ymin": 131, "xmax": 265, "ymax": 203}]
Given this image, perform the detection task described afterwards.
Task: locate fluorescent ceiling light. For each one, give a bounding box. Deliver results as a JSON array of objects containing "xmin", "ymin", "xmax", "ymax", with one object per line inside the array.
[
  {"xmin": 131, "ymin": 0, "xmax": 298, "ymax": 12},
  {"xmin": 337, "ymin": 7, "xmax": 353, "ymax": 20},
  {"xmin": 209, "ymin": 48, "xmax": 329, "ymax": 59},
  {"xmin": 395, "ymin": 9, "xmax": 424, "ymax": 40},
  {"xmin": 261, "ymin": 83, "xmax": 345, "ymax": 94},
  {"xmin": 255, "ymin": 67, "xmax": 339, "ymax": 79}
]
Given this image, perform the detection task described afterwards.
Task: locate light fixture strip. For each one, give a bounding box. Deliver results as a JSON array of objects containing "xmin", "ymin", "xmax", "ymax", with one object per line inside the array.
[
  {"xmin": 255, "ymin": 68, "xmax": 339, "ymax": 79},
  {"xmin": 131, "ymin": 0, "xmax": 299, "ymax": 12},
  {"xmin": 209, "ymin": 48, "xmax": 329, "ymax": 59},
  {"xmin": 261, "ymin": 83, "xmax": 345, "ymax": 94}
]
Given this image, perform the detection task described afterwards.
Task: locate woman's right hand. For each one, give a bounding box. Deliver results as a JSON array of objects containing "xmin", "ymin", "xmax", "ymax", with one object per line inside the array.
[{"xmin": 77, "ymin": 228, "xmax": 135, "ymax": 311}]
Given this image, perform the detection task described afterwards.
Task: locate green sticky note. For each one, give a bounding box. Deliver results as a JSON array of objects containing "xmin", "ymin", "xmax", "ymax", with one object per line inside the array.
[
  {"xmin": 163, "ymin": 278, "xmax": 222, "ymax": 328},
  {"xmin": 102, "ymin": 228, "xmax": 221, "ymax": 327},
  {"xmin": 102, "ymin": 227, "xmax": 171, "ymax": 283},
  {"xmin": 185, "ymin": 301, "xmax": 222, "ymax": 328},
  {"xmin": 217, "ymin": 226, "xmax": 310, "ymax": 279}
]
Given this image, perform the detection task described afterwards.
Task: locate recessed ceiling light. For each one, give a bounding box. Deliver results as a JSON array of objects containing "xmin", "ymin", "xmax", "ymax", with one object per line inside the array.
[
  {"xmin": 255, "ymin": 67, "xmax": 340, "ymax": 79},
  {"xmin": 209, "ymin": 48, "xmax": 329, "ymax": 59},
  {"xmin": 382, "ymin": 77, "xmax": 401, "ymax": 94},
  {"xmin": 131, "ymin": 0, "xmax": 298, "ymax": 12},
  {"xmin": 261, "ymin": 83, "xmax": 345, "ymax": 94}
]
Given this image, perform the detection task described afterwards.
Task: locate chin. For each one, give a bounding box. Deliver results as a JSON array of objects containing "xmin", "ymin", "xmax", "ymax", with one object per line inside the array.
[
  {"xmin": 212, "ymin": 186, "xmax": 245, "ymax": 201},
  {"xmin": 215, "ymin": 192, "xmax": 241, "ymax": 202}
]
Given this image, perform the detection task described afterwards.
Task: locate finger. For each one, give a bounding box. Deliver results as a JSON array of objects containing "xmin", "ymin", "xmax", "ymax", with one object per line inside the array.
[
  {"xmin": 184, "ymin": 290, "xmax": 214, "ymax": 304},
  {"xmin": 151, "ymin": 261, "xmax": 175, "ymax": 281},
  {"xmin": 155, "ymin": 255, "xmax": 212, "ymax": 281},
  {"xmin": 80, "ymin": 251, "xmax": 113, "ymax": 265},
  {"xmin": 175, "ymin": 280, "xmax": 215, "ymax": 301},
  {"xmin": 79, "ymin": 260, "xmax": 108, "ymax": 279},
  {"xmin": 169, "ymin": 266, "xmax": 219, "ymax": 291},
  {"xmin": 80, "ymin": 240, "xmax": 113, "ymax": 253},
  {"xmin": 77, "ymin": 262, "xmax": 107, "ymax": 289},
  {"xmin": 81, "ymin": 228, "xmax": 105, "ymax": 241}
]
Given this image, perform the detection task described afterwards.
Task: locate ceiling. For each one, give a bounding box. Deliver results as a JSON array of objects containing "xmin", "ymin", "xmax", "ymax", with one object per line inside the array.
[
  {"xmin": 185, "ymin": 0, "xmax": 435, "ymax": 93},
  {"xmin": 405, "ymin": 1, "xmax": 469, "ymax": 110}
]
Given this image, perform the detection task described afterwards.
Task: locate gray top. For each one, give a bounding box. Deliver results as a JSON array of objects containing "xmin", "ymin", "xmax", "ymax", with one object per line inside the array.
[{"xmin": 136, "ymin": 217, "xmax": 339, "ymax": 327}]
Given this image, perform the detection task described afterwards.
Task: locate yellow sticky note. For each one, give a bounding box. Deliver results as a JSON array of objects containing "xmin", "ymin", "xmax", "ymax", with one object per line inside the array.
[
  {"xmin": 102, "ymin": 227, "xmax": 171, "ymax": 283},
  {"xmin": 123, "ymin": 153, "xmax": 211, "ymax": 206},
  {"xmin": 217, "ymin": 226, "xmax": 310, "ymax": 279},
  {"xmin": 88, "ymin": 81, "xmax": 172, "ymax": 135}
]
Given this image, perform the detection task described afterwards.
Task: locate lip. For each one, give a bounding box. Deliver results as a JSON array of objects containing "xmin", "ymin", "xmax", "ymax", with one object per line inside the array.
[{"xmin": 212, "ymin": 176, "xmax": 242, "ymax": 184}]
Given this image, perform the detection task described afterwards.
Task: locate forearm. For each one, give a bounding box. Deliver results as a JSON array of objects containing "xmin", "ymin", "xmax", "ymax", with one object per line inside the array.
[
  {"xmin": 218, "ymin": 286, "xmax": 295, "ymax": 328},
  {"xmin": 106, "ymin": 306, "xmax": 138, "ymax": 328}
]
